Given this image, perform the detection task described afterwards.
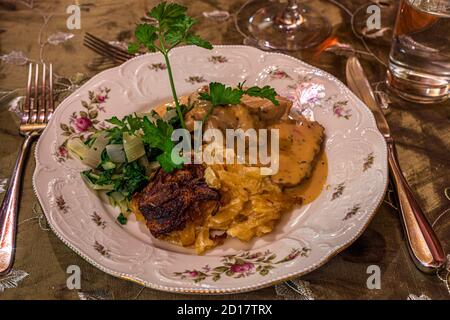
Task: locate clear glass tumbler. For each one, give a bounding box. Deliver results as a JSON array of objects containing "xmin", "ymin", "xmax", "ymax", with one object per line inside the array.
[{"xmin": 387, "ymin": 0, "xmax": 450, "ymax": 103}]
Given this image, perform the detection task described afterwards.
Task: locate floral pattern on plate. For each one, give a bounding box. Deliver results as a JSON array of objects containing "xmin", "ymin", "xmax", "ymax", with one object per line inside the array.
[
  {"xmin": 208, "ymin": 55, "xmax": 228, "ymax": 64},
  {"xmin": 268, "ymin": 68, "xmax": 292, "ymax": 80},
  {"xmin": 55, "ymin": 87, "xmax": 110, "ymax": 162},
  {"xmin": 185, "ymin": 76, "xmax": 207, "ymax": 84},
  {"xmin": 148, "ymin": 63, "xmax": 167, "ymax": 71},
  {"xmin": 332, "ymin": 100, "xmax": 352, "ymax": 119},
  {"xmin": 55, "ymin": 195, "xmax": 69, "ymax": 214},
  {"xmin": 174, "ymin": 248, "xmax": 310, "ymax": 283},
  {"xmin": 363, "ymin": 152, "xmax": 375, "ymax": 171}
]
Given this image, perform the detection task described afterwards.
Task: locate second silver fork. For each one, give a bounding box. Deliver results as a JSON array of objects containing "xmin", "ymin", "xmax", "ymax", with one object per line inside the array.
[
  {"xmin": 0, "ymin": 63, "xmax": 54, "ymax": 275},
  {"xmin": 83, "ymin": 32, "xmax": 133, "ymax": 64}
]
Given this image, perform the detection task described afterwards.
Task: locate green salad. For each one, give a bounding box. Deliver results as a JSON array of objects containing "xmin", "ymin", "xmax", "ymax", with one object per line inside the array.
[{"xmin": 68, "ymin": 110, "xmax": 182, "ymax": 225}]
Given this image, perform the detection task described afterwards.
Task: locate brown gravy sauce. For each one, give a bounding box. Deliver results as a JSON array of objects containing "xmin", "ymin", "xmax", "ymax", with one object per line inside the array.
[{"xmin": 284, "ymin": 149, "xmax": 328, "ymax": 205}]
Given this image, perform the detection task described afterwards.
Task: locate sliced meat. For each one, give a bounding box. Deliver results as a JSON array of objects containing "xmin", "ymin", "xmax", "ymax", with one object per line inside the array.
[
  {"xmin": 240, "ymin": 94, "xmax": 290, "ymax": 124},
  {"xmin": 185, "ymin": 91, "xmax": 289, "ymax": 132},
  {"xmin": 185, "ymin": 102, "xmax": 257, "ymax": 132},
  {"xmin": 269, "ymin": 116, "xmax": 324, "ymax": 186}
]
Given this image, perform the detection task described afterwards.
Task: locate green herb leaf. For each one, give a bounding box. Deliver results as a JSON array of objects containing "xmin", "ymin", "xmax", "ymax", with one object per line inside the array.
[
  {"xmin": 148, "ymin": 1, "xmax": 167, "ymax": 21},
  {"xmin": 245, "ymin": 85, "xmax": 279, "ymax": 105},
  {"xmin": 149, "ymin": 2, "xmax": 187, "ymax": 26},
  {"xmin": 199, "ymin": 82, "xmax": 244, "ymax": 107},
  {"xmin": 141, "ymin": 117, "xmax": 172, "ymax": 150},
  {"xmin": 134, "ymin": 24, "xmax": 158, "ymax": 51},
  {"xmin": 200, "ymin": 82, "xmax": 279, "ymax": 107},
  {"xmin": 185, "ymin": 33, "xmax": 213, "ymax": 49},
  {"xmin": 105, "ymin": 114, "xmax": 142, "ymax": 143},
  {"xmin": 156, "ymin": 152, "xmax": 180, "ymax": 173},
  {"xmin": 106, "ymin": 116, "xmax": 124, "ymax": 127},
  {"xmin": 125, "ymin": 115, "xmax": 143, "ymax": 133},
  {"xmin": 117, "ymin": 213, "xmax": 128, "ymax": 225},
  {"xmin": 127, "ymin": 42, "xmax": 139, "ymax": 54},
  {"xmin": 141, "ymin": 116, "xmax": 182, "ymax": 172},
  {"xmin": 119, "ymin": 161, "xmax": 148, "ymax": 197}
]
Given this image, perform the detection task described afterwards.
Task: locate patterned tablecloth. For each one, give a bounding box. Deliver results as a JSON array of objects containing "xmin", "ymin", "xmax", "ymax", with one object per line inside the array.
[{"xmin": 0, "ymin": 0, "xmax": 449, "ymax": 300}]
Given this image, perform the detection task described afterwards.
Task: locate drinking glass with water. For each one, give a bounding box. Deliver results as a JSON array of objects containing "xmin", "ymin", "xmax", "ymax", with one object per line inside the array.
[{"xmin": 387, "ymin": 0, "xmax": 450, "ymax": 103}]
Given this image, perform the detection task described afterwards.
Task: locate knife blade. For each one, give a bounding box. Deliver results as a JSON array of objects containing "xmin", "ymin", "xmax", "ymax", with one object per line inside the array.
[
  {"xmin": 345, "ymin": 55, "xmax": 445, "ymax": 273},
  {"xmin": 345, "ymin": 56, "xmax": 390, "ymax": 137}
]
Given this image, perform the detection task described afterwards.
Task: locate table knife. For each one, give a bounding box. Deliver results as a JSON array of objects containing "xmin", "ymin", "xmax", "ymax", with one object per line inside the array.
[{"xmin": 345, "ymin": 56, "xmax": 446, "ymax": 273}]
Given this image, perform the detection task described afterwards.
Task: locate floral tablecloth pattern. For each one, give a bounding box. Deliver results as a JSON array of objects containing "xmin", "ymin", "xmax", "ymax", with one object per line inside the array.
[{"xmin": 0, "ymin": 0, "xmax": 449, "ymax": 299}]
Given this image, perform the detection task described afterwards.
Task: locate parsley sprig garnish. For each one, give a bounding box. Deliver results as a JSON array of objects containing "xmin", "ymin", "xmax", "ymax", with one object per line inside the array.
[
  {"xmin": 199, "ymin": 82, "xmax": 279, "ymax": 123},
  {"xmin": 121, "ymin": 1, "xmax": 281, "ymax": 172},
  {"xmin": 128, "ymin": 2, "xmax": 213, "ymax": 129}
]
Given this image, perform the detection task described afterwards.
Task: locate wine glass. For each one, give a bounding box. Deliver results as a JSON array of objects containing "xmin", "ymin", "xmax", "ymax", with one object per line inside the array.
[{"xmin": 235, "ymin": 0, "xmax": 332, "ymax": 51}]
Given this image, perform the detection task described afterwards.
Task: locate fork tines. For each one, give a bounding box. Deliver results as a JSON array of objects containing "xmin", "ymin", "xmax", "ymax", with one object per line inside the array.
[
  {"xmin": 22, "ymin": 63, "xmax": 53, "ymax": 131},
  {"xmin": 83, "ymin": 32, "xmax": 133, "ymax": 64}
]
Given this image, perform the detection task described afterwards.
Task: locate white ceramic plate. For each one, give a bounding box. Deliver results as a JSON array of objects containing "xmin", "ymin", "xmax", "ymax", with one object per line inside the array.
[{"xmin": 33, "ymin": 45, "xmax": 388, "ymax": 294}]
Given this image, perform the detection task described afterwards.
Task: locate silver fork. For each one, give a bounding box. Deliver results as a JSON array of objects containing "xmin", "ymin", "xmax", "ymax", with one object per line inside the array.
[
  {"xmin": 83, "ymin": 32, "xmax": 134, "ymax": 64},
  {"xmin": 0, "ymin": 63, "xmax": 54, "ymax": 275}
]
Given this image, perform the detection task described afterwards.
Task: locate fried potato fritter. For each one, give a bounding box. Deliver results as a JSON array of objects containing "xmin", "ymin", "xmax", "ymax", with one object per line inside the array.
[{"xmin": 131, "ymin": 165, "xmax": 220, "ymax": 238}]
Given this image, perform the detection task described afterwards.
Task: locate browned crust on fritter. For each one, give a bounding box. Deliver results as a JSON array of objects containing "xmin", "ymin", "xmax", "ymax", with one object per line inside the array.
[{"xmin": 131, "ymin": 164, "xmax": 220, "ymax": 238}]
